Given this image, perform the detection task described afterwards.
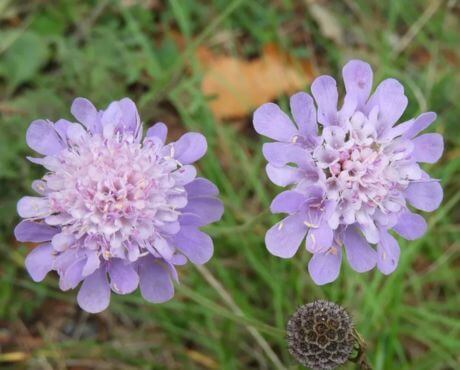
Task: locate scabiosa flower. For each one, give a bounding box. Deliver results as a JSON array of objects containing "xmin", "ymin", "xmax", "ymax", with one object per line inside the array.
[
  {"xmin": 254, "ymin": 60, "xmax": 443, "ymax": 285},
  {"xmin": 286, "ymin": 300, "xmax": 354, "ymax": 370},
  {"xmin": 14, "ymin": 97, "xmax": 223, "ymax": 313}
]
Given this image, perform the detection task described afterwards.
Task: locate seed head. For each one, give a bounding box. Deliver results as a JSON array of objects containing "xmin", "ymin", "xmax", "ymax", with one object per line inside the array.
[{"xmin": 286, "ymin": 300, "xmax": 354, "ymax": 370}]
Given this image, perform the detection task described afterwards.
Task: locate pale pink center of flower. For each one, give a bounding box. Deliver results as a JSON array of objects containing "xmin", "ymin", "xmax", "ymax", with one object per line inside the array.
[
  {"xmin": 44, "ymin": 134, "xmax": 186, "ymax": 259},
  {"xmin": 312, "ymin": 111, "xmax": 421, "ymax": 228}
]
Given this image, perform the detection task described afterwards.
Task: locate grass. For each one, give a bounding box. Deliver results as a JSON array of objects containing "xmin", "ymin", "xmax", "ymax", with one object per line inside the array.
[{"xmin": 0, "ymin": 0, "xmax": 459, "ymax": 369}]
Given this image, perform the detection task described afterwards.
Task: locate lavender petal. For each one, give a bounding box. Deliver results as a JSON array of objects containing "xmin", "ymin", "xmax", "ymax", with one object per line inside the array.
[{"xmin": 77, "ymin": 268, "xmax": 111, "ymax": 313}]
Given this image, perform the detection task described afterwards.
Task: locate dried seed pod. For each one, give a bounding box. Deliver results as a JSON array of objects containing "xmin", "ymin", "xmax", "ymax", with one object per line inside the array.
[{"xmin": 286, "ymin": 300, "xmax": 354, "ymax": 370}]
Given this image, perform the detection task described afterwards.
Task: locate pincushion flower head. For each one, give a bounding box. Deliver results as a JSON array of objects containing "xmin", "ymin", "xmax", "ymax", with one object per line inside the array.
[
  {"xmin": 253, "ymin": 60, "xmax": 443, "ymax": 285},
  {"xmin": 15, "ymin": 97, "xmax": 223, "ymax": 313}
]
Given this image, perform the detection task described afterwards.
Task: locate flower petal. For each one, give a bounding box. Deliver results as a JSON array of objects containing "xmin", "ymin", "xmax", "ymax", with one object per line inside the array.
[
  {"xmin": 59, "ymin": 258, "xmax": 85, "ymax": 291},
  {"xmin": 109, "ymin": 258, "xmax": 139, "ymax": 294},
  {"xmin": 377, "ymin": 229, "xmax": 400, "ymax": 275},
  {"xmin": 152, "ymin": 237, "xmax": 175, "ymax": 260},
  {"xmin": 101, "ymin": 98, "xmax": 140, "ymax": 137},
  {"xmin": 411, "ymin": 133, "xmax": 443, "ymax": 164},
  {"xmin": 270, "ymin": 190, "xmax": 306, "ymax": 214},
  {"xmin": 253, "ymin": 103, "xmax": 298, "ymax": 141},
  {"xmin": 54, "ymin": 119, "xmax": 73, "ymax": 141},
  {"xmin": 339, "ymin": 94, "xmax": 358, "ymax": 122},
  {"xmin": 26, "ymin": 119, "xmax": 64, "ymax": 156},
  {"xmin": 402, "ymin": 112, "xmax": 437, "ymax": 139},
  {"xmin": 51, "ymin": 232, "xmax": 75, "ymax": 252},
  {"xmin": 66, "ymin": 123, "xmax": 88, "ymax": 145},
  {"xmin": 158, "ymin": 221, "xmax": 180, "ymax": 235},
  {"xmin": 118, "ymin": 97, "xmax": 141, "ymax": 133},
  {"xmin": 185, "ymin": 178, "xmax": 219, "ymax": 198},
  {"xmin": 262, "ymin": 142, "xmax": 311, "ymax": 168},
  {"xmin": 305, "ymin": 222, "xmax": 333, "ymax": 254},
  {"xmin": 172, "ymin": 165, "xmax": 197, "ymax": 186},
  {"xmin": 173, "ymin": 226, "xmax": 213, "ymax": 264},
  {"xmin": 343, "ymin": 226, "xmax": 377, "ymax": 272},
  {"xmin": 171, "ymin": 254, "xmax": 187, "ymax": 266},
  {"xmin": 82, "ymin": 251, "xmax": 101, "ymax": 277},
  {"xmin": 308, "ymin": 248, "xmax": 342, "ymax": 285},
  {"xmin": 172, "ymin": 133, "xmax": 207, "ymax": 164},
  {"xmin": 404, "ymin": 180, "xmax": 443, "ymax": 212},
  {"xmin": 77, "ymin": 268, "xmax": 111, "ymax": 313},
  {"xmin": 265, "ymin": 214, "xmax": 307, "ymax": 258},
  {"xmin": 342, "ymin": 60, "xmax": 373, "ymax": 108},
  {"xmin": 387, "ymin": 119, "xmax": 414, "ymax": 140},
  {"xmin": 311, "ymin": 75, "xmax": 338, "ymax": 126},
  {"xmin": 17, "ymin": 196, "xmax": 50, "ymax": 218},
  {"xmin": 14, "ymin": 220, "xmax": 57, "ymax": 242},
  {"xmin": 25, "ymin": 243, "xmax": 54, "ymax": 282},
  {"xmin": 139, "ymin": 258, "xmax": 174, "ymax": 303},
  {"xmin": 71, "ymin": 97, "xmax": 99, "ymax": 133},
  {"xmin": 359, "ymin": 222, "xmax": 380, "ymax": 244},
  {"xmin": 146, "ymin": 122, "xmax": 168, "ymax": 143},
  {"xmin": 101, "ymin": 102, "xmax": 122, "ymax": 138},
  {"xmin": 180, "ymin": 197, "xmax": 223, "ymax": 226},
  {"xmin": 366, "ymin": 78, "xmax": 408, "ymax": 129},
  {"xmin": 392, "ymin": 210, "xmax": 427, "ymax": 240},
  {"xmin": 322, "ymin": 125, "xmax": 346, "ymax": 149},
  {"xmin": 266, "ymin": 163, "xmax": 302, "ymax": 187},
  {"xmin": 289, "ymin": 92, "xmax": 317, "ymax": 136}
]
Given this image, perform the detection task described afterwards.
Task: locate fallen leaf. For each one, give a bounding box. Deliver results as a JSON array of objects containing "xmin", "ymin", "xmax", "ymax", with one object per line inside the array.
[{"xmin": 197, "ymin": 43, "xmax": 314, "ymax": 119}]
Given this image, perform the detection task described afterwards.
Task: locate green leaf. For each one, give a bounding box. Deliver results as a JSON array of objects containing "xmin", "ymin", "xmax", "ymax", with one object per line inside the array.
[{"xmin": 0, "ymin": 31, "xmax": 49, "ymax": 87}]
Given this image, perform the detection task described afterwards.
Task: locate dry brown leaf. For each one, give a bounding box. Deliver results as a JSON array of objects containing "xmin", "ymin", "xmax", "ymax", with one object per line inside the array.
[{"xmin": 198, "ymin": 43, "xmax": 314, "ymax": 119}]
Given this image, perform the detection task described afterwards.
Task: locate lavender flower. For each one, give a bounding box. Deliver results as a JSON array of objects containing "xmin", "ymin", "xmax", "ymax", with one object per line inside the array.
[
  {"xmin": 15, "ymin": 97, "xmax": 223, "ymax": 313},
  {"xmin": 253, "ymin": 60, "xmax": 443, "ymax": 285}
]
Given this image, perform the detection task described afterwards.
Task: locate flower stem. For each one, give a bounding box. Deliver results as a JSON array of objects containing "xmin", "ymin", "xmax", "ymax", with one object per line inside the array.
[
  {"xmin": 351, "ymin": 328, "xmax": 373, "ymax": 370},
  {"xmin": 195, "ymin": 264, "xmax": 286, "ymax": 370}
]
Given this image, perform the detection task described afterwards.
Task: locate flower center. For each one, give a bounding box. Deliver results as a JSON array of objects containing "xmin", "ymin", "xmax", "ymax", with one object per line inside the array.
[
  {"xmin": 312, "ymin": 112, "xmax": 419, "ymax": 226},
  {"xmin": 329, "ymin": 144, "xmax": 389, "ymax": 205},
  {"xmin": 44, "ymin": 134, "xmax": 186, "ymax": 257}
]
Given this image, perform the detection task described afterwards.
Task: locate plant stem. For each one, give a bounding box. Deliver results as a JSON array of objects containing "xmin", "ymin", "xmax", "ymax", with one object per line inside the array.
[
  {"xmin": 195, "ymin": 264, "xmax": 286, "ymax": 370},
  {"xmin": 351, "ymin": 328, "xmax": 373, "ymax": 370}
]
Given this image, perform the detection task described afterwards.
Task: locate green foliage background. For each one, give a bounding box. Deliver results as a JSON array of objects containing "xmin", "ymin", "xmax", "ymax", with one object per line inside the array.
[{"xmin": 0, "ymin": 0, "xmax": 459, "ymax": 369}]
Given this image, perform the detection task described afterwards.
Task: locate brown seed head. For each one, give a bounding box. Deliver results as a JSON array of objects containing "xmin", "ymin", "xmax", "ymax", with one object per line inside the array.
[{"xmin": 286, "ymin": 300, "xmax": 354, "ymax": 370}]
